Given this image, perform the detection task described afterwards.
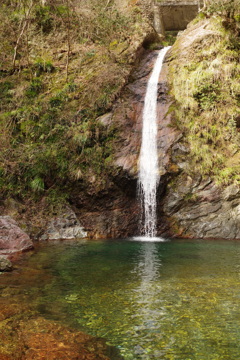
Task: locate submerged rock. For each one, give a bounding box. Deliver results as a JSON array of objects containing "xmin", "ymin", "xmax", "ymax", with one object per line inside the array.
[
  {"xmin": 0, "ymin": 216, "xmax": 33, "ymax": 254},
  {"xmin": 19, "ymin": 317, "xmax": 123, "ymax": 360},
  {"xmin": 0, "ymin": 308, "xmax": 123, "ymax": 360}
]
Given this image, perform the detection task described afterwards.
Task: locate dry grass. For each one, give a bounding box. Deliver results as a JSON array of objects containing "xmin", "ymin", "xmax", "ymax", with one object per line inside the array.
[
  {"xmin": 0, "ymin": 0, "xmax": 152, "ymax": 200},
  {"xmin": 169, "ymin": 16, "xmax": 240, "ymax": 185}
]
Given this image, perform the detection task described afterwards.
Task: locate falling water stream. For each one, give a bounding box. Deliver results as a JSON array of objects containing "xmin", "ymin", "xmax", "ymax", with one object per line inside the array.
[{"xmin": 138, "ymin": 47, "xmax": 171, "ymax": 237}]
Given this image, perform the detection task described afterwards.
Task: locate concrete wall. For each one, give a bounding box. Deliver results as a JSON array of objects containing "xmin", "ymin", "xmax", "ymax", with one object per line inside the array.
[
  {"xmin": 160, "ymin": 4, "xmax": 199, "ymax": 31},
  {"xmin": 154, "ymin": 1, "xmax": 204, "ymax": 34}
]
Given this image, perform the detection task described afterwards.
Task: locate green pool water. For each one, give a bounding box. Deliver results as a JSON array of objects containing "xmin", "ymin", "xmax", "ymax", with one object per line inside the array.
[{"xmin": 1, "ymin": 238, "xmax": 240, "ymax": 359}]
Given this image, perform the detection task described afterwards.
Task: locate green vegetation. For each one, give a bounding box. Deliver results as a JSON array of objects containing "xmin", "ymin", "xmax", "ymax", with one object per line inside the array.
[
  {"xmin": 1, "ymin": 0, "xmax": 239, "ymax": 214},
  {"xmin": 162, "ymin": 31, "xmax": 178, "ymax": 46},
  {"xmin": 169, "ymin": 3, "xmax": 240, "ymax": 185},
  {"xmin": 0, "ymin": 0, "xmax": 149, "ymax": 205}
]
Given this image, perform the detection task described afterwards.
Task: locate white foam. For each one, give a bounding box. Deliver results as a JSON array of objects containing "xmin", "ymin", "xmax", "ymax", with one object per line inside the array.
[
  {"xmin": 138, "ymin": 47, "xmax": 171, "ymax": 237},
  {"xmin": 131, "ymin": 236, "xmax": 168, "ymax": 242}
]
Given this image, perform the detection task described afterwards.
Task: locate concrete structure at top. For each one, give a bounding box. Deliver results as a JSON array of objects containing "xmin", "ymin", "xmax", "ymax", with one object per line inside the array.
[{"xmin": 153, "ymin": 0, "xmax": 204, "ymax": 35}]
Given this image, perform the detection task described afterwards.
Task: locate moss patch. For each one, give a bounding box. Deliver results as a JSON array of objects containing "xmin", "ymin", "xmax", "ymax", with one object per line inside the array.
[{"xmin": 169, "ymin": 17, "xmax": 240, "ymax": 185}]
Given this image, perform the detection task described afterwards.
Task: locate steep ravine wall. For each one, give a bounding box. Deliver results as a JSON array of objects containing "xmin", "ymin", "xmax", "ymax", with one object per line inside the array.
[
  {"xmin": 72, "ymin": 47, "xmax": 181, "ymax": 239},
  {"xmin": 1, "ymin": 6, "xmax": 239, "ymax": 243},
  {"xmin": 162, "ymin": 176, "xmax": 240, "ymax": 239},
  {"xmin": 0, "ymin": 0, "xmax": 160, "ymax": 244},
  {"xmin": 36, "ymin": 21, "xmax": 240, "ymax": 240},
  {"xmin": 159, "ymin": 17, "xmax": 240, "ymax": 239},
  {"xmin": 82, "ymin": 16, "xmax": 240, "ymax": 240},
  {"xmin": 72, "ymin": 49, "xmax": 176, "ymax": 239},
  {"xmin": 50, "ymin": 48, "xmax": 180, "ymax": 240}
]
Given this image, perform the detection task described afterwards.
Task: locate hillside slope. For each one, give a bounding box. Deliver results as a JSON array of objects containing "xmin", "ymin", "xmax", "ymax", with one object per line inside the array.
[
  {"xmin": 0, "ymin": 0, "xmax": 157, "ymax": 218},
  {"xmin": 1, "ymin": 0, "xmax": 239, "ymax": 240}
]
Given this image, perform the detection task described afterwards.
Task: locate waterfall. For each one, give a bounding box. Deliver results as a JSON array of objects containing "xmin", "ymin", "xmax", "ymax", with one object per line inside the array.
[{"xmin": 138, "ymin": 47, "xmax": 171, "ymax": 238}]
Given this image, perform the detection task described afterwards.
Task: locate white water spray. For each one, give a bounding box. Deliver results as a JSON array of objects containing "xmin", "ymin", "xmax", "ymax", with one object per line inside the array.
[{"xmin": 138, "ymin": 47, "xmax": 171, "ymax": 238}]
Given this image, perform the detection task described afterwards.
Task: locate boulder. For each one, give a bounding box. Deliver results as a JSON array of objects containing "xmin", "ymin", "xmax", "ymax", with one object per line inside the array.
[
  {"xmin": 0, "ymin": 216, "xmax": 33, "ymax": 254},
  {"xmin": 40, "ymin": 207, "xmax": 87, "ymax": 241}
]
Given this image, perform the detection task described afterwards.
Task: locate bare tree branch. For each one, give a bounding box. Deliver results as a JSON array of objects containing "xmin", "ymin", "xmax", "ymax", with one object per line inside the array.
[{"xmin": 12, "ymin": 0, "xmax": 33, "ymax": 71}]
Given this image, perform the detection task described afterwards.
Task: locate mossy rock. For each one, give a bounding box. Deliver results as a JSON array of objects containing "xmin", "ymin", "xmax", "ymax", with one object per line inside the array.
[{"xmin": 0, "ymin": 257, "xmax": 12, "ymax": 272}]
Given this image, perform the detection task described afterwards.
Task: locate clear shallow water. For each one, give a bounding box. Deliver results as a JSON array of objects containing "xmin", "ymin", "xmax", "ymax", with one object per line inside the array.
[{"xmin": 1, "ymin": 238, "xmax": 240, "ymax": 359}]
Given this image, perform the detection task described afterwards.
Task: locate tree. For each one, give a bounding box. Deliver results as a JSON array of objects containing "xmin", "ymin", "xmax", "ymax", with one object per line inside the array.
[{"xmin": 12, "ymin": 0, "xmax": 34, "ymax": 71}]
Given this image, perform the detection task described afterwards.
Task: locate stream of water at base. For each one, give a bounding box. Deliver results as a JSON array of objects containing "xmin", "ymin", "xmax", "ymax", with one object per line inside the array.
[{"xmin": 1, "ymin": 238, "xmax": 240, "ymax": 360}]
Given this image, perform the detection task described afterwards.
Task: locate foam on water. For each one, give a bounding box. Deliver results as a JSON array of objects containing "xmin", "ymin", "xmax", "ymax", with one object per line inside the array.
[{"xmin": 131, "ymin": 236, "xmax": 168, "ymax": 242}]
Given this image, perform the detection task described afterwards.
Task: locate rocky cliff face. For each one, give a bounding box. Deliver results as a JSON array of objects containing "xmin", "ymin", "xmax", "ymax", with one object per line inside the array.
[
  {"xmin": 1, "ymin": 3, "xmax": 239, "ymax": 242},
  {"xmin": 31, "ymin": 19, "xmax": 240, "ymax": 240},
  {"xmin": 159, "ymin": 16, "xmax": 240, "ymax": 239},
  {"xmin": 162, "ymin": 176, "xmax": 240, "ymax": 239},
  {"xmin": 81, "ymin": 16, "xmax": 240, "ymax": 240},
  {"xmin": 71, "ymin": 47, "xmax": 181, "ymax": 239},
  {"xmin": 0, "ymin": 0, "xmax": 159, "ymax": 242}
]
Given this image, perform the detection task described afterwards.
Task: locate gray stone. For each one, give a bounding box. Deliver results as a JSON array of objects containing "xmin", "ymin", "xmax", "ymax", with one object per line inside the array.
[
  {"xmin": 163, "ymin": 192, "xmax": 184, "ymax": 214},
  {"xmin": 97, "ymin": 112, "xmax": 113, "ymax": 127},
  {"xmin": 197, "ymin": 178, "xmax": 212, "ymax": 191},
  {"xmin": 222, "ymin": 184, "xmax": 240, "ymax": 201},
  {"xmin": 163, "ymin": 173, "xmax": 240, "ymax": 239},
  {"xmin": 0, "ymin": 256, "xmax": 12, "ymax": 272},
  {"xmin": 172, "ymin": 142, "xmax": 190, "ymax": 158},
  {"xmin": 40, "ymin": 207, "xmax": 87, "ymax": 241}
]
